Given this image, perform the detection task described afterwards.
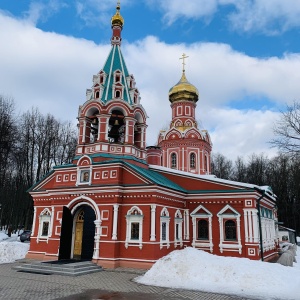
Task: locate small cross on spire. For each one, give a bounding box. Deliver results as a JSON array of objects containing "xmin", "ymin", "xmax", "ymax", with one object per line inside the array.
[{"xmin": 179, "ymin": 53, "xmax": 189, "ymax": 72}]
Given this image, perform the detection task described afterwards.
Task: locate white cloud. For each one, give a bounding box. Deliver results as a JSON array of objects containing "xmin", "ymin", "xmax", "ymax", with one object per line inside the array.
[
  {"xmin": 1, "ymin": 12, "xmax": 299, "ymax": 160},
  {"xmin": 24, "ymin": 0, "xmax": 68, "ymax": 25},
  {"xmin": 147, "ymin": 0, "xmax": 300, "ymax": 34},
  {"xmin": 205, "ymin": 108, "xmax": 280, "ymax": 160},
  {"xmin": 222, "ymin": 0, "xmax": 300, "ymax": 34},
  {"xmin": 146, "ymin": 0, "xmax": 219, "ymax": 25}
]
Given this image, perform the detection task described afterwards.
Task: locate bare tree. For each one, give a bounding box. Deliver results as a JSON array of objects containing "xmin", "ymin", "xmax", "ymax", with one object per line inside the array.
[
  {"xmin": 211, "ymin": 153, "xmax": 233, "ymax": 179},
  {"xmin": 271, "ymin": 101, "xmax": 300, "ymax": 155}
]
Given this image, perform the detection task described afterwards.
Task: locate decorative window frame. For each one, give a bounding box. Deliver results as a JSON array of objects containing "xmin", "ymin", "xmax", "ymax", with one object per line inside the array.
[
  {"xmin": 114, "ymin": 70, "xmax": 122, "ymax": 83},
  {"xmin": 190, "ymin": 152, "xmax": 196, "ymax": 169},
  {"xmin": 37, "ymin": 208, "xmax": 52, "ymax": 243},
  {"xmin": 171, "ymin": 152, "xmax": 177, "ymax": 169},
  {"xmin": 160, "ymin": 207, "xmax": 170, "ymax": 249},
  {"xmin": 125, "ymin": 206, "xmax": 143, "ymax": 249},
  {"xmin": 76, "ymin": 168, "xmax": 92, "ymax": 186},
  {"xmin": 217, "ymin": 205, "xmax": 242, "ymax": 254},
  {"xmin": 174, "ymin": 210, "xmax": 183, "ymax": 248},
  {"xmin": 190, "ymin": 205, "xmax": 213, "ymax": 252}
]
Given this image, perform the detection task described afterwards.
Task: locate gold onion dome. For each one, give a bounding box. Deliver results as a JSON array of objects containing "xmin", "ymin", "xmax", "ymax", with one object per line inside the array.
[
  {"xmin": 169, "ymin": 71, "xmax": 199, "ymax": 103},
  {"xmin": 111, "ymin": 2, "xmax": 124, "ymax": 27}
]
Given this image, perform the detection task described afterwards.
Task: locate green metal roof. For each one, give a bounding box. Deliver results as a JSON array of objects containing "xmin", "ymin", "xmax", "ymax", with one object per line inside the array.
[
  {"xmin": 73, "ymin": 153, "xmax": 147, "ymax": 165},
  {"xmin": 101, "ymin": 45, "xmax": 132, "ymax": 104},
  {"xmin": 123, "ymin": 161, "xmax": 187, "ymax": 193}
]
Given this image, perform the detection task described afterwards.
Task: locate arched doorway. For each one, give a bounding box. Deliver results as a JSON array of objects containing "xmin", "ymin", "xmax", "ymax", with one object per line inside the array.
[
  {"xmin": 59, "ymin": 205, "xmax": 96, "ymax": 260},
  {"xmin": 72, "ymin": 205, "xmax": 96, "ymax": 260}
]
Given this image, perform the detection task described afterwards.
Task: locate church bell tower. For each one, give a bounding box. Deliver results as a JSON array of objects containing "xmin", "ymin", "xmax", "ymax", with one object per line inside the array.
[{"xmin": 75, "ymin": 2, "xmax": 147, "ymax": 163}]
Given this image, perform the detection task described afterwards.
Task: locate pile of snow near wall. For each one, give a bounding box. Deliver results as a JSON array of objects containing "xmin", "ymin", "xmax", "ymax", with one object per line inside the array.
[{"xmin": 135, "ymin": 247, "xmax": 300, "ymax": 300}]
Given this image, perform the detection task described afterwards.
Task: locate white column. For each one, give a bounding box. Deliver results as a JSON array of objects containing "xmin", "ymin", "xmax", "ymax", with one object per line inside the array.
[
  {"xmin": 82, "ymin": 119, "xmax": 86, "ymax": 143},
  {"xmin": 252, "ymin": 209, "xmax": 259, "ymax": 243},
  {"xmin": 125, "ymin": 119, "xmax": 129, "ymax": 143},
  {"xmin": 183, "ymin": 210, "xmax": 187, "ymax": 239},
  {"xmin": 249, "ymin": 210, "xmax": 253, "ymax": 242},
  {"xmin": 208, "ymin": 216, "xmax": 213, "ymax": 253},
  {"xmin": 105, "ymin": 117, "xmax": 109, "ymax": 141},
  {"xmin": 150, "ymin": 205, "xmax": 156, "ymax": 241},
  {"xmin": 49, "ymin": 206, "xmax": 55, "ymax": 237},
  {"xmin": 185, "ymin": 209, "xmax": 190, "ymax": 239},
  {"xmin": 218, "ymin": 217, "xmax": 223, "ymax": 253},
  {"xmin": 192, "ymin": 217, "xmax": 196, "ymax": 247},
  {"xmin": 97, "ymin": 116, "xmax": 101, "ymax": 141},
  {"xmin": 243, "ymin": 209, "xmax": 249, "ymax": 243},
  {"xmin": 141, "ymin": 126, "xmax": 145, "ymax": 149},
  {"xmin": 32, "ymin": 207, "xmax": 37, "ymax": 236},
  {"xmin": 182, "ymin": 147, "xmax": 185, "ymax": 171},
  {"xmin": 112, "ymin": 204, "xmax": 119, "ymax": 240},
  {"xmin": 237, "ymin": 217, "xmax": 241, "ymax": 254},
  {"xmin": 93, "ymin": 219, "xmax": 102, "ymax": 259}
]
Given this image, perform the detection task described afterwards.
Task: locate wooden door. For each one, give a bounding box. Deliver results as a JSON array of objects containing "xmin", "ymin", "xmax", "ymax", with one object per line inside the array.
[{"xmin": 73, "ymin": 210, "xmax": 84, "ymax": 258}]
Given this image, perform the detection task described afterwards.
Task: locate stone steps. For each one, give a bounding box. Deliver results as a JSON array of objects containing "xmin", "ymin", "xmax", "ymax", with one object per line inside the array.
[{"xmin": 13, "ymin": 260, "xmax": 103, "ymax": 276}]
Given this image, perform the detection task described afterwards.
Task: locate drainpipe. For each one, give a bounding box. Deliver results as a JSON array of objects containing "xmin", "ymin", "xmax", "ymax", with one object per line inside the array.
[{"xmin": 256, "ymin": 190, "xmax": 265, "ymax": 261}]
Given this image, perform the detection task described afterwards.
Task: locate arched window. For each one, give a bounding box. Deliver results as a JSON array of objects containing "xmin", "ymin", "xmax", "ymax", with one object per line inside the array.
[
  {"xmin": 171, "ymin": 153, "xmax": 177, "ymax": 168},
  {"xmin": 38, "ymin": 208, "xmax": 52, "ymax": 240},
  {"xmin": 174, "ymin": 210, "xmax": 183, "ymax": 247},
  {"xmin": 115, "ymin": 90, "xmax": 121, "ymax": 98},
  {"xmin": 204, "ymin": 155, "xmax": 208, "ymax": 172},
  {"xmin": 190, "ymin": 153, "xmax": 196, "ymax": 168},
  {"xmin": 95, "ymin": 91, "xmax": 99, "ymax": 98},
  {"xmin": 225, "ymin": 220, "xmax": 237, "ymax": 240},
  {"xmin": 197, "ymin": 219, "xmax": 208, "ymax": 240},
  {"xmin": 125, "ymin": 206, "xmax": 143, "ymax": 249}
]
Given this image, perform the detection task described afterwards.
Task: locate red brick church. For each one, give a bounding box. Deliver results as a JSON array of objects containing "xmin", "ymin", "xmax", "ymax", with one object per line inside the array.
[{"xmin": 27, "ymin": 2, "xmax": 279, "ymax": 268}]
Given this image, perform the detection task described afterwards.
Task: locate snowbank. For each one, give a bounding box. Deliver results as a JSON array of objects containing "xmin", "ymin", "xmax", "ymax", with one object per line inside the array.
[
  {"xmin": 0, "ymin": 242, "xmax": 29, "ymax": 264},
  {"xmin": 135, "ymin": 247, "xmax": 300, "ymax": 300},
  {"xmin": 0, "ymin": 232, "xmax": 8, "ymax": 241}
]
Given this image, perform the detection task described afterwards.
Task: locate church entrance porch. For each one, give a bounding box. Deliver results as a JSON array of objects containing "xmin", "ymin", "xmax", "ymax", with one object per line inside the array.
[{"xmin": 59, "ymin": 205, "xmax": 96, "ymax": 261}]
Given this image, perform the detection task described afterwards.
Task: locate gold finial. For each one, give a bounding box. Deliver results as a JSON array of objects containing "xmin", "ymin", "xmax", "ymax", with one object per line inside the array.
[
  {"xmin": 179, "ymin": 53, "xmax": 189, "ymax": 72},
  {"xmin": 111, "ymin": 0, "xmax": 124, "ymax": 27}
]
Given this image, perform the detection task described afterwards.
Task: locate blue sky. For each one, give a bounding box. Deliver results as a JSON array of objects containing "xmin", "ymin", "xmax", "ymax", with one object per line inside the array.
[{"xmin": 1, "ymin": 0, "xmax": 300, "ymax": 160}]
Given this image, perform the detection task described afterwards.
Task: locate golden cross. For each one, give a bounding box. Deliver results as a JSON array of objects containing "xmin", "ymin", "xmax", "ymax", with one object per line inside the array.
[{"xmin": 179, "ymin": 53, "xmax": 189, "ymax": 72}]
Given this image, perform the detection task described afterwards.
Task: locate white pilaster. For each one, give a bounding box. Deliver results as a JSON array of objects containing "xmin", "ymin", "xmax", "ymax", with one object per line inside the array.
[
  {"xmin": 82, "ymin": 119, "xmax": 86, "ymax": 143},
  {"xmin": 112, "ymin": 204, "xmax": 119, "ymax": 240},
  {"xmin": 49, "ymin": 206, "xmax": 55, "ymax": 237},
  {"xmin": 150, "ymin": 205, "xmax": 156, "ymax": 241},
  {"xmin": 244, "ymin": 209, "xmax": 249, "ymax": 243},
  {"xmin": 93, "ymin": 219, "xmax": 102, "ymax": 259},
  {"xmin": 32, "ymin": 207, "xmax": 37, "ymax": 236},
  {"xmin": 252, "ymin": 209, "xmax": 259, "ymax": 243},
  {"xmin": 249, "ymin": 210, "xmax": 253, "ymax": 242}
]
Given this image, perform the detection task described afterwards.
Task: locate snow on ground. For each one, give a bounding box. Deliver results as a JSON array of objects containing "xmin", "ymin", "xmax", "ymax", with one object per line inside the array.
[
  {"xmin": 0, "ymin": 232, "xmax": 29, "ymax": 263},
  {"xmin": 0, "ymin": 232, "xmax": 9, "ymax": 241},
  {"xmin": 0, "ymin": 241, "xmax": 29, "ymax": 264},
  {"xmin": 135, "ymin": 247, "xmax": 300, "ymax": 300},
  {"xmin": 1, "ymin": 233, "xmax": 300, "ymax": 299}
]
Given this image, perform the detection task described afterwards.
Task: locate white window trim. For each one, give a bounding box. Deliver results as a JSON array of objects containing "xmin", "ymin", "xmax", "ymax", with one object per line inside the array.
[
  {"xmin": 174, "ymin": 210, "xmax": 183, "ymax": 248},
  {"xmin": 190, "ymin": 205, "xmax": 213, "ymax": 252},
  {"xmin": 125, "ymin": 206, "xmax": 143, "ymax": 249},
  {"xmin": 217, "ymin": 204, "xmax": 242, "ymax": 254},
  {"xmin": 160, "ymin": 207, "xmax": 170, "ymax": 249},
  {"xmin": 76, "ymin": 167, "xmax": 92, "ymax": 186},
  {"xmin": 37, "ymin": 208, "xmax": 52, "ymax": 243}
]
